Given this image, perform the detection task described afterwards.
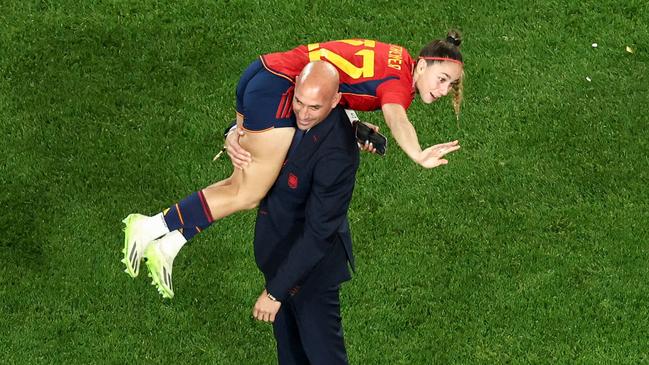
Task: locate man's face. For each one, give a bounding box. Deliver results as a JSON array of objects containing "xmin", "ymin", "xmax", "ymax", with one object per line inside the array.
[{"xmin": 292, "ymin": 85, "xmax": 340, "ymax": 130}]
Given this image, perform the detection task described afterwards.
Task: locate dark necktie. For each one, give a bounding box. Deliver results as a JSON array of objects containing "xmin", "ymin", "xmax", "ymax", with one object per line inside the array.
[{"xmin": 287, "ymin": 130, "xmax": 306, "ymax": 159}]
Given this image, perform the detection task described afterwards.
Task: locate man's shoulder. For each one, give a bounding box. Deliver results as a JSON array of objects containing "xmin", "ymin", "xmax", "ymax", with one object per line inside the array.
[
  {"xmin": 319, "ymin": 108, "xmax": 357, "ymax": 150},
  {"xmin": 311, "ymin": 110, "xmax": 359, "ymax": 173}
]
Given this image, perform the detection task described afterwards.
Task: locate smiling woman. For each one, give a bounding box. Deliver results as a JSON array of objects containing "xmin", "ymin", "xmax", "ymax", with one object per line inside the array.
[{"xmin": 416, "ymin": 31, "xmax": 464, "ymax": 113}]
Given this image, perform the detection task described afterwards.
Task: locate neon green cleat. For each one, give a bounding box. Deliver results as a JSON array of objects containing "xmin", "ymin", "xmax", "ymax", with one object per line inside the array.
[
  {"xmin": 144, "ymin": 238, "xmax": 175, "ymax": 299},
  {"xmin": 121, "ymin": 214, "xmax": 158, "ymax": 278}
]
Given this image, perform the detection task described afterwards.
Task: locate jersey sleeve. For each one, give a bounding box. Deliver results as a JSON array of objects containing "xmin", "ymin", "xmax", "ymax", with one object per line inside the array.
[{"xmin": 376, "ymin": 78, "xmax": 413, "ymax": 109}]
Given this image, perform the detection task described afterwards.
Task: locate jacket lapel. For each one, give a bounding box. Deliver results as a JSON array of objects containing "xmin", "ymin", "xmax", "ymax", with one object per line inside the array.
[{"xmin": 287, "ymin": 107, "xmax": 341, "ymax": 167}]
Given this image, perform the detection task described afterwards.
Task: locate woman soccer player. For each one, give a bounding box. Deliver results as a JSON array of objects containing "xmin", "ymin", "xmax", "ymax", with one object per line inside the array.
[{"xmin": 122, "ymin": 31, "xmax": 465, "ymax": 298}]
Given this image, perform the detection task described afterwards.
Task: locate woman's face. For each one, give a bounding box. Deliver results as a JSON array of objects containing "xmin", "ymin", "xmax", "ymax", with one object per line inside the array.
[{"xmin": 414, "ymin": 60, "xmax": 463, "ymax": 104}]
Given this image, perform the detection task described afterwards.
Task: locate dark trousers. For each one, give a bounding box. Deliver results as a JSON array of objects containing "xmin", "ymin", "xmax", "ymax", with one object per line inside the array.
[{"xmin": 273, "ymin": 285, "xmax": 348, "ymax": 365}]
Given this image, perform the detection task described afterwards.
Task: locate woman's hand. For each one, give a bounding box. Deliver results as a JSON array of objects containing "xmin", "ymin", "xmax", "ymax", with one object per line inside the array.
[
  {"xmin": 358, "ymin": 122, "xmax": 380, "ymax": 154},
  {"xmin": 416, "ymin": 140, "xmax": 461, "ymax": 168}
]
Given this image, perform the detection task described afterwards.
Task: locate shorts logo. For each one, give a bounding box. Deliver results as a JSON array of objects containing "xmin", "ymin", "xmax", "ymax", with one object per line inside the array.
[{"xmin": 288, "ymin": 173, "xmax": 298, "ymax": 189}]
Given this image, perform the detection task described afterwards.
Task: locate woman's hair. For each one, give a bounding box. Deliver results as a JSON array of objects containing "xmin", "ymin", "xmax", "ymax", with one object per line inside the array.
[{"xmin": 418, "ymin": 30, "xmax": 465, "ymax": 119}]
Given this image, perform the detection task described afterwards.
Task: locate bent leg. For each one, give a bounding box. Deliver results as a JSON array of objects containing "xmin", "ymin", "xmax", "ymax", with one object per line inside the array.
[
  {"xmin": 209, "ymin": 176, "xmax": 232, "ymax": 188},
  {"xmin": 202, "ymin": 127, "xmax": 294, "ymax": 220}
]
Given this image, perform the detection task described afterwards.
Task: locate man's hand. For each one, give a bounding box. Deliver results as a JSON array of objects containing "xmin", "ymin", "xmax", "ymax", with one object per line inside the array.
[
  {"xmin": 225, "ymin": 127, "xmax": 252, "ymax": 169},
  {"xmin": 253, "ymin": 289, "xmax": 281, "ymax": 323},
  {"xmin": 416, "ymin": 140, "xmax": 461, "ymax": 168},
  {"xmin": 357, "ymin": 122, "xmax": 379, "ymax": 154}
]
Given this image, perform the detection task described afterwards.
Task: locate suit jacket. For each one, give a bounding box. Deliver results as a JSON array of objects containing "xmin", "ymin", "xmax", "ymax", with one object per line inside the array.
[{"xmin": 253, "ymin": 107, "xmax": 359, "ymax": 301}]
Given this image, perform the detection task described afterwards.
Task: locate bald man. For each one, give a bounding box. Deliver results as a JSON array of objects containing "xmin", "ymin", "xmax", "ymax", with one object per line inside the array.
[{"xmin": 251, "ymin": 62, "xmax": 358, "ymax": 364}]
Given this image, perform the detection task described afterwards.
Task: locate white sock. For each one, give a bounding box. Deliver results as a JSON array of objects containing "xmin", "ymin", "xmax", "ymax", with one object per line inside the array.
[
  {"xmin": 143, "ymin": 212, "xmax": 170, "ymax": 243},
  {"xmin": 159, "ymin": 230, "xmax": 187, "ymax": 259}
]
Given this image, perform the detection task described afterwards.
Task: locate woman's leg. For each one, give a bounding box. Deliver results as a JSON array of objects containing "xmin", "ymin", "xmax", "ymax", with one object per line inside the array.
[
  {"xmin": 122, "ymin": 58, "xmax": 297, "ymax": 298},
  {"xmin": 135, "ymin": 127, "xmax": 294, "ymax": 298},
  {"xmin": 201, "ymin": 127, "xmax": 295, "ymax": 218}
]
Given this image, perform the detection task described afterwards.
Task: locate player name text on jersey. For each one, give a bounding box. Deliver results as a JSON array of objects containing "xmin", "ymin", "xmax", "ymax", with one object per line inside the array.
[{"xmin": 387, "ymin": 45, "xmax": 403, "ymax": 70}]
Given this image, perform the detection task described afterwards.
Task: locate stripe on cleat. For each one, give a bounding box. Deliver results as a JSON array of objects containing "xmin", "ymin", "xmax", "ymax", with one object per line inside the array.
[
  {"xmin": 129, "ymin": 243, "xmax": 137, "ymax": 263},
  {"xmin": 163, "ymin": 267, "xmax": 169, "ymax": 287},
  {"xmin": 131, "ymin": 251, "xmax": 138, "ymax": 269}
]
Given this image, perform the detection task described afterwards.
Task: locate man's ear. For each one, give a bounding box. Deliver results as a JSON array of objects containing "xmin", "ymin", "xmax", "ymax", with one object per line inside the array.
[{"xmin": 331, "ymin": 92, "xmax": 342, "ymax": 108}]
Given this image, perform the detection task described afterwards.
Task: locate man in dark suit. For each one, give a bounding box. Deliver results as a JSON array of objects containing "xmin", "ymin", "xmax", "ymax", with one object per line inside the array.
[{"xmin": 250, "ymin": 61, "xmax": 359, "ymax": 364}]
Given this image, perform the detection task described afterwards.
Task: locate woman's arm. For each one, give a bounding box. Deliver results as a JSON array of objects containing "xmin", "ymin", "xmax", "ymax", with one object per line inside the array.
[{"xmin": 381, "ymin": 103, "xmax": 423, "ymax": 162}]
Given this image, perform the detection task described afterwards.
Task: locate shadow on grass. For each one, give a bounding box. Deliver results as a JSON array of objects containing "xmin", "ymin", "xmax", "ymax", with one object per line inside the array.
[{"xmin": 0, "ymin": 184, "xmax": 47, "ymax": 272}]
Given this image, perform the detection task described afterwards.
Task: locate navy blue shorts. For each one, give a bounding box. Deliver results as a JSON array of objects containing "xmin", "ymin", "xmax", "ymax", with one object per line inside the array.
[{"xmin": 236, "ymin": 59, "xmax": 296, "ymax": 132}]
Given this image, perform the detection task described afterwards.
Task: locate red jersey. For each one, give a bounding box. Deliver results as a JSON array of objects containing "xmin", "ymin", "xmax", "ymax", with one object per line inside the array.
[{"xmin": 260, "ymin": 39, "xmax": 415, "ymax": 111}]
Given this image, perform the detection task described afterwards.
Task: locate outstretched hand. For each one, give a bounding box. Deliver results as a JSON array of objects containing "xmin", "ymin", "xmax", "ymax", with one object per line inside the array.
[{"xmin": 416, "ymin": 140, "xmax": 461, "ymax": 168}]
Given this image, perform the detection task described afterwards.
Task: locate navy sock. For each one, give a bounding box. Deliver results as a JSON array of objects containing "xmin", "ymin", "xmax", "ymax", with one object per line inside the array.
[
  {"xmin": 178, "ymin": 226, "xmax": 204, "ymax": 241},
  {"xmin": 164, "ymin": 191, "xmax": 214, "ymax": 240}
]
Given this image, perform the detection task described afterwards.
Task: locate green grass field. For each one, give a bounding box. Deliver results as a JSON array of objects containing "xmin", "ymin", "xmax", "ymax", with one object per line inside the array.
[{"xmin": 2, "ymin": 1, "xmax": 648, "ymax": 363}]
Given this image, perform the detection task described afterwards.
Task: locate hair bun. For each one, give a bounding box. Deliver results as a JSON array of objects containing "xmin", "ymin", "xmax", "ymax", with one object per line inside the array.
[{"xmin": 446, "ymin": 30, "xmax": 462, "ymax": 47}]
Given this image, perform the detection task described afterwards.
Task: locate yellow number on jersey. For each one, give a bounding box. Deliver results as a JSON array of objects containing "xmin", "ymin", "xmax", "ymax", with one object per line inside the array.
[{"xmin": 307, "ymin": 40, "xmax": 375, "ymax": 79}]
